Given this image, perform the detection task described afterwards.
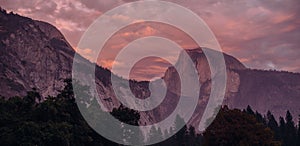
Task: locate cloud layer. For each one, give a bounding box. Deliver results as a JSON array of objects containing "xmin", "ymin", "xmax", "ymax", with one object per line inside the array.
[{"xmin": 1, "ymin": 0, "xmax": 300, "ymax": 80}]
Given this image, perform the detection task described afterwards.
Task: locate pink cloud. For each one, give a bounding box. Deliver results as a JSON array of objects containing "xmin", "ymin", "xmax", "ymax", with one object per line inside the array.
[{"xmin": 1, "ymin": 0, "xmax": 300, "ymax": 80}]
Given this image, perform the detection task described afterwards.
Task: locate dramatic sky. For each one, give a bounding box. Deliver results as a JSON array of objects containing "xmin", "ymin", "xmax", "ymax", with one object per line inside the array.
[{"xmin": 1, "ymin": 0, "xmax": 300, "ymax": 81}]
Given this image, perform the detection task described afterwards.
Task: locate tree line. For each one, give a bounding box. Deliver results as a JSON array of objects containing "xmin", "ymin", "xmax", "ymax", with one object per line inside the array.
[{"xmin": 0, "ymin": 79, "xmax": 299, "ymax": 145}]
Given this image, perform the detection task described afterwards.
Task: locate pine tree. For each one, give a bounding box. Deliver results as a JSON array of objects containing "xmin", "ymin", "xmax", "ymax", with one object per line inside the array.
[
  {"xmin": 278, "ymin": 112, "xmax": 299, "ymax": 146},
  {"xmin": 157, "ymin": 127, "xmax": 163, "ymax": 141},
  {"xmin": 284, "ymin": 111, "xmax": 297, "ymax": 146},
  {"xmin": 174, "ymin": 115, "xmax": 188, "ymax": 146},
  {"xmin": 246, "ymin": 105, "xmax": 255, "ymax": 115},
  {"xmin": 187, "ymin": 126, "xmax": 196, "ymax": 146},
  {"xmin": 148, "ymin": 126, "xmax": 163, "ymax": 143},
  {"xmin": 279, "ymin": 116, "xmax": 285, "ymax": 141},
  {"xmin": 255, "ymin": 111, "xmax": 267, "ymax": 125},
  {"xmin": 267, "ymin": 111, "xmax": 280, "ymax": 140},
  {"xmin": 195, "ymin": 134, "xmax": 203, "ymax": 146},
  {"xmin": 297, "ymin": 115, "xmax": 300, "ymax": 145},
  {"xmin": 163, "ymin": 128, "xmax": 169, "ymax": 139},
  {"xmin": 168, "ymin": 126, "xmax": 175, "ymax": 139}
]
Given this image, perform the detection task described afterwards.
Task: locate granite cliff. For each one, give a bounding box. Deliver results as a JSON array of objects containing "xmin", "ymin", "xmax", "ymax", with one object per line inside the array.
[{"xmin": 1, "ymin": 9, "xmax": 299, "ymax": 130}]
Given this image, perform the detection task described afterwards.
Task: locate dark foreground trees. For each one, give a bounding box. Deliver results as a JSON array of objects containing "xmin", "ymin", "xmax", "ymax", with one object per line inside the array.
[
  {"xmin": 0, "ymin": 79, "xmax": 137, "ymax": 146},
  {"xmin": 203, "ymin": 106, "xmax": 281, "ymax": 146},
  {"xmin": 0, "ymin": 80, "xmax": 112, "ymax": 145},
  {"xmin": 0, "ymin": 80, "xmax": 299, "ymax": 145}
]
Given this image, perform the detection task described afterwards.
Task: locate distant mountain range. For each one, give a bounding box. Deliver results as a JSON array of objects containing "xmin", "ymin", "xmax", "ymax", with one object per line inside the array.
[{"xmin": 0, "ymin": 8, "xmax": 299, "ymax": 130}]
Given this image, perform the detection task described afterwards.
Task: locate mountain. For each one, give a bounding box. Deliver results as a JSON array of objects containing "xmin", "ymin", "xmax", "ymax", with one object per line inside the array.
[
  {"xmin": 0, "ymin": 10, "xmax": 73, "ymax": 98},
  {"xmin": 0, "ymin": 8, "xmax": 299, "ymax": 131},
  {"xmin": 231, "ymin": 69, "xmax": 300, "ymax": 119},
  {"xmin": 0, "ymin": 8, "xmax": 155, "ymax": 125},
  {"xmin": 162, "ymin": 48, "xmax": 300, "ymax": 128},
  {"xmin": 161, "ymin": 48, "xmax": 248, "ymax": 128}
]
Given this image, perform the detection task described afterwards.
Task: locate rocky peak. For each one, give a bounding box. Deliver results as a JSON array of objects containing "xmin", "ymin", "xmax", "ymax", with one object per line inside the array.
[
  {"xmin": 185, "ymin": 48, "xmax": 246, "ymax": 70},
  {"xmin": 0, "ymin": 9, "xmax": 74, "ymax": 98},
  {"xmin": 163, "ymin": 47, "xmax": 246, "ymax": 96},
  {"xmin": 0, "ymin": 10, "xmax": 157, "ymax": 125},
  {"xmin": 35, "ymin": 21, "xmax": 65, "ymax": 40},
  {"xmin": 1, "ymin": 8, "xmax": 300, "ymax": 131},
  {"xmin": 162, "ymin": 47, "xmax": 300, "ymax": 128}
]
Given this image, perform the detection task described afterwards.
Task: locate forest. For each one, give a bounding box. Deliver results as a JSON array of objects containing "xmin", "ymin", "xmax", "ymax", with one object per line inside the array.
[{"xmin": 0, "ymin": 79, "xmax": 299, "ymax": 146}]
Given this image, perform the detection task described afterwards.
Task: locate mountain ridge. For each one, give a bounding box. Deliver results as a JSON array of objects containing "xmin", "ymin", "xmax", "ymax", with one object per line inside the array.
[{"xmin": 1, "ymin": 8, "xmax": 300, "ymax": 129}]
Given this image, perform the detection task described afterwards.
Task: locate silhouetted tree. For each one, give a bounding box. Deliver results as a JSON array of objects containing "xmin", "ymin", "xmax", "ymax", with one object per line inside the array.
[
  {"xmin": 174, "ymin": 115, "xmax": 188, "ymax": 146},
  {"xmin": 246, "ymin": 105, "xmax": 255, "ymax": 116},
  {"xmin": 187, "ymin": 126, "xmax": 196, "ymax": 145},
  {"xmin": 267, "ymin": 110, "xmax": 280, "ymax": 140},
  {"xmin": 297, "ymin": 115, "xmax": 300, "ymax": 145},
  {"xmin": 163, "ymin": 128, "xmax": 169, "ymax": 139},
  {"xmin": 284, "ymin": 111, "xmax": 297, "ymax": 146},
  {"xmin": 255, "ymin": 111, "xmax": 267, "ymax": 125},
  {"xmin": 148, "ymin": 126, "xmax": 164, "ymax": 145}
]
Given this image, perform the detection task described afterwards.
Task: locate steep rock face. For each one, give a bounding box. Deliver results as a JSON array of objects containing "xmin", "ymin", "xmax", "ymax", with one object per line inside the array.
[
  {"xmin": 163, "ymin": 48, "xmax": 246, "ymax": 99},
  {"xmin": 1, "ymin": 9, "xmax": 300, "ymax": 131},
  {"xmin": 0, "ymin": 10, "xmax": 155, "ymax": 125},
  {"xmin": 161, "ymin": 48, "xmax": 247, "ymax": 128},
  {"xmin": 0, "ymin": 11, "xmax": 74, "ymax": 97},
  {"xmin": 162, "ymin": 47, "xmax": 300, "ymax": 128},
  {"xmin": 0, "ymin": 9, "xmax": 126, "ymax": 108}
]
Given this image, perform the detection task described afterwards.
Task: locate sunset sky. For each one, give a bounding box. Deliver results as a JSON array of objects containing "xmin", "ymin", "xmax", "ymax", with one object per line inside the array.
[{"xmin": 1, "ymin": 0, "xmax": 300, "ymax": 80}]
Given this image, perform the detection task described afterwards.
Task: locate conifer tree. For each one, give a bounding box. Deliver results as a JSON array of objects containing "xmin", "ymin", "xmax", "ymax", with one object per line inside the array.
[
  {"xmin": 267, "ymin": 111, "xmax": 280, "ymax": 140},
  {"xmin": 246, "ymin": 105, "xmax": 255, "ymax": 115},
  {"xmin": 284, "ymin": 111, "xmax": 297, "ymax": 146},
  {"xmin": 174, "ymin": 115, "xmax": 188, "ymax": 146},
  {"xmin": 148, "ymin": 126, "xmax": 163, "ymax": 143},
  {"xmin": 188, "ymin": 126, "xmax": 196, "ymax": 145},
  {"xmin": 279, "ymin": 116, "xmax": 285, "ymax": 140},
  {"xmin": 297, "ymin": 115, "xmax": 300, "ymax": 145}
]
